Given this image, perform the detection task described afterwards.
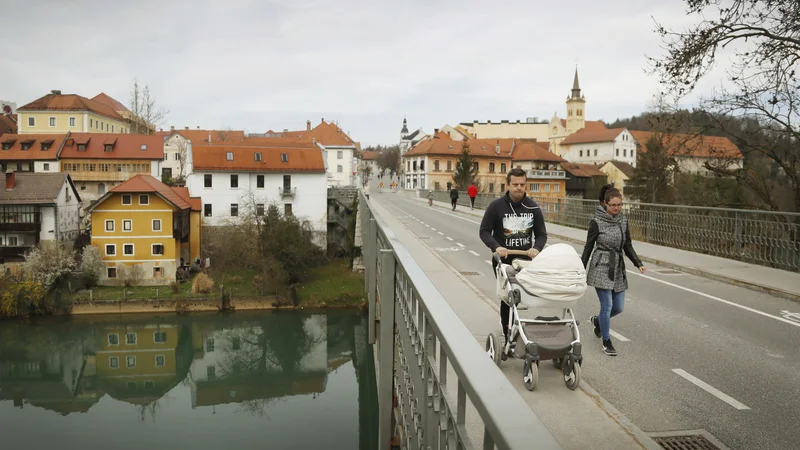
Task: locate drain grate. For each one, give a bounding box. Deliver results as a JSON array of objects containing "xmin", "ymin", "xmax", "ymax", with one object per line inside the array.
[
  {"xmin": 460, "ymin": 272, "xmax": 481, "ymax": 276},
  {"xmin": 656, "ymin": 269, "xmax": 683, "ymax": 275},
  {"xmin": 649, "ymin": 430, "xmax": 729, "ymax": 450}
]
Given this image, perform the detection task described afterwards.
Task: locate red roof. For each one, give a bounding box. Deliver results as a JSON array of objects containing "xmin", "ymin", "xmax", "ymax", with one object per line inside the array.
[
  {"xmin": 511, "ymin": 140, "xmax": 565, "ymax": 163},
  {"xmin": 60, "ymin": 133, "xmax": 164, "ymax": 160},
  {"xmin": 0, "ymin": 133, "xmax": 65, "ymax": 161},
  {"xmin": 361, "ymin": 151, "xmax": 380, "ymax": 161},
  {"xmin": 171, "ymin": 186, "xmax": 202, "ymax": 211},
  {"xmin": 91, "ymin": 93, "xmax": 130, "ymax": 114},
  {"xmin": 562, "ymin": 163, "xmax": 606, "ymax": 177},
  {"xmin": 255, "ymin": 121, "xmax": 355, "ymax": 147},
  {"xmin": 192, "ymin": 145, "xmax": 326, "ymax": 172},
  {"xmin": 0, "ymin": 114, "xmax": 17, "ymax": 134},
  {"xmin": 19, "ymin": 93, "xmax": 124, "ymax": 120},
  {"xmin": 629, "ymin": 130, "xmax": 742, "ymax": 159},
  {"xmin": 560, "ymin": 120, "xmax": 607, "ymax": 131},
  {"xmin": 171, "ymin": 129, "xmax": 246, "ymax": 144},
  {"xmin": 107, "ymin": 175, "xmax": 191, "ymax": 210},
  {"xmin": 560, "ymin": 128, "xmax": 626, "ymax": 145},
  {"xmin": 404, "ymin": 132, "xmax": 515, "ymax": 158}
]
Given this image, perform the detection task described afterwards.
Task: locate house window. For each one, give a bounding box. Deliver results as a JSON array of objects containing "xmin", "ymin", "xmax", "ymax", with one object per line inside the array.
[
  {"xmin": 69, "ymin": 117, "xmax": 76, "ymax": 127},
  {"xmin": 126, "ymin": 333, "xmax": 137, "ymax": 345},
  {"xmin": 8, "ymin": 237, "xmax": 17, "ymax": 246},
  {"xmin": 107, "ymin": 267, "xmax": 117, "ymax": 278},
  {"xmin": 284, "ymin": 204, "xmax": 293, "ymax": 216},
  {"xmin": 624, "ymin": 149, "xmax": 627, "ymax": 157},
  {"xmin": 281, "ymin": 153, "xmax": 288, "ymax": 162},
  {"xmin": 152, "ymin": 244, "xmax": 164, "ymax": 255},
  {"xmin": 108, "ymin": 333, "xmax": 120, "ymax": 345},
  {"xmin": 144, "ymin": 381, "xmax": 155, "ymax": 390},
  {"xmin": 283, "ymin": 175, "xmax": 291, "ymax": 192},
  {"xmin": 226, "ymin": 152, "xmax": 233, "ymax": 161},
  {"xmin": 109, "ymin": 357, "xmax": 119, "ymax": 369},
  {"xmin": 121, "ymin": 194, "xmax": 132, "ymax": 205},
  {"xmin": 207, "ymin": 366, "xmax": 216, "ymax": 380},
  {"xmin": 500, "ymin": 163, "xmax": 507, "ymax": 173},
  {"xmin": 1, "ymin": 143, "xmax": 10, "ymax": 150},
  {"xmin": 337, "ymin": 165, "xmax": 343, "ymax": 173},
  {"xmin": 154, "ymin": 332, "xmax": 167, "ymax": 343},
  {"xmin": 544, "ymin": 184, "xmax": 550, "ymax": 192},
  {"xmin": 49, "ymin": 117, "xmax": 56, "ymax": 127},
  {"xmin": 123, "ymin": 244, "xmax": 134, "ymax": 256},
  {"xmin": 28, "ymin": 117, "xmax": 35, "ymax": 127},
  {"xmin": 489, "ymin": 183, "xmax": 495, "ymax": 192},
  {"xmin": 122, "ymin": 219, "xmax": 132, "ymax": 232},
  {"xmin": 434, "ymin": 160, "xmax": 440, "ymax": 171},
  {"xmin": 230, "ymin": 204, "xmax": 238, "ymax": 217},
  {"xmin": 139, "ymin": 194, "xmax": 149, "ymax": 205},
  {"xmin": 434, "ymin": 182, "xmax": 441, "ymax": 190},
  {"xmin": 206, "ymin": 338, "xmax": 215, "ymax": 352},
  {"xmin": 77, "ymin": 144, "xmax": 86, "ymax": 152},
  {"xmin": 104, "ymin": 145, "xmax": 113, "ymax": 152},
  {"xmin": 337, "ymin": 151, "xmax": 343, "ymax": 159},
  {"xmin": 254, "ymin": 152, "xmax": 262, "ymax": 161},
  {"xmin": 594, "ymin": 149, "xmax": 598, "ymax": 157},
  {"xmin": 105, "ymin": 220, "xmax": 115, "ymax": 232},
  {"xmin": 21, "ymin": 142, "xmax": 30, "ymax": 150},
  {"xmin": 204, "ymin": 174, "xmax": 212, "ymax": 188},
  {"xmin": 529, "ymin": 183, "xmax": 540, "ymax": 192},
  {"xmin": 230, "ymin": 174, "xmax": 238, "ymax": 188},
  {"xmin": 152, "ymin": 219, "xmax": 161, "ymax": 232},
  {"xmin": 256, "ymin": 204, "xmax": 265, "ymax": 216},
  {"xmin": 155, "ymin": 355, "xmax": 165, "ymax": 367},
  {"xmin": 204, "ymin": 204, "xmax": 212, "ymax": 217},
  {"xmin": 257, "ymin": 175, "xmax": 264, "ymax": 188},
  {"xmin": 554, "ymin": 184, "xmax": 560, "ymax": 192},
  {"xmin": 153, "ymin": 266, "xmax": 163, "ymax": 277},
  {"xmin": 43, "ymin": 163, "xmax": 50, "ymax": 171},
  {"xmin": 489, "ymin": 162, "xmax": 495, "ymax": 173},
  {"xmin": 472, "ymin": 162, "xmax": 479, "ymax": 172},
  {"xmin": 41, "ymin": 142, "xmax": 51, "ymax": 151},
  {"xmin": 501, "ymin": 183, "xmax": 505, "ymax": 191},
  {"xmin": 126, "ymin": 356, "xmax": 136, "ymax": 368},
  {"xmin": 616, "ymin": 149, "xmax": 619, "ymax": 157},
  {"xmin": 579, "ymin": 150, "xmax": 583, "ymax": 157}
]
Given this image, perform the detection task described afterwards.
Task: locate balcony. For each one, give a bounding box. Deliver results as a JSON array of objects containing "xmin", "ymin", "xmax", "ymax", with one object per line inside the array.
[
  {"xmin": 0, "ymin": 246, "xmax": 32, "ymax": 263},
  {"xmin": 527, "ymin": 169, "xmax": 566, "ymax": 179},
  {"xmin": 278, "ymin": 187, "xmax": 297, "ymax": 197},
  {"xmin": 0, "ymin": 222, "xmax": 41, "ymax": 233}
]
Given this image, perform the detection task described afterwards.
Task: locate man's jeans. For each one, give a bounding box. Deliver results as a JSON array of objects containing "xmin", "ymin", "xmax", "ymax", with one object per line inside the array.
[{"xmin": 595, "ymin": 288, "xmax": 625, "ymax": 340}]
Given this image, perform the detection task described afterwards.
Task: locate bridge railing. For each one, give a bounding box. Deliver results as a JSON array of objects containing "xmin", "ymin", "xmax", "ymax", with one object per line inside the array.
[{"xmin": 360, "ymin": 190, "xmax": 561, "ymax": 450}]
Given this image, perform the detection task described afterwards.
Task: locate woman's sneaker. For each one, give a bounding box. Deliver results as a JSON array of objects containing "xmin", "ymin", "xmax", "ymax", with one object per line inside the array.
[
  {"xmin": 602, "ymin": 339, "xmax": 617, "ymax": 356},
  {"xmin": 590, "ymin": 315, "xmax": 601, "ymax": 339}
]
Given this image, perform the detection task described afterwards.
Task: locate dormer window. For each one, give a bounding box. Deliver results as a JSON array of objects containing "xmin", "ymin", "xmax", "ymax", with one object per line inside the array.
[
  {"xmin": 104, "ymin": 145, "xmax": 113, "ymax": 152},
  {"xmin": 41, "ymin": 141, "xmax": 53, "ymax": 151},
  {"xmin": 281, "ymin": 153, "xmax": 288, "ymax": 162},
  {"xmin": 78, "ymin": 144, "xmax": 87, "ymax": 152},
  {"xmin": 1, "ymin": 142, "xmax": 12, "ymax": 150},
  {"xmin": 20, "ymin": 140, "xmax": 34, "ymax": 151},
  {"xmin": 226, "ymin": 152, "xmax": 233, "ymax": 161},
  {"xmin": 254, "ymin": 152, "xmax": 262, "ymax": 162}
]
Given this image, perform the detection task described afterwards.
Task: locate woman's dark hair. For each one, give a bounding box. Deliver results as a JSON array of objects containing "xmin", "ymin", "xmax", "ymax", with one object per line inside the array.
[{"xmin": 599, "ymin": 184, "xmax": 622, "ymax": 203}]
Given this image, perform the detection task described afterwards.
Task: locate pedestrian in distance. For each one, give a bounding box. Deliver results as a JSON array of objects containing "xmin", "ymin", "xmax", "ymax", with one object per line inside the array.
[
  {"xmin": 479, "ymin": 167, "xmax": 547, "ymax": 346},
  {"xmin": 468, "ymin": 183, "xmax": 478, "ymax": 210},
  {"xmin": 449, "ymin": 186, "xmax": 459, "ymax": 211},
  {"xmin": 427, "ymin": 189, "xmax": 434, "ymax": 206},
  {"xmin": 582, "ymin": 184, "xmax": 646, "ymax": 356}
]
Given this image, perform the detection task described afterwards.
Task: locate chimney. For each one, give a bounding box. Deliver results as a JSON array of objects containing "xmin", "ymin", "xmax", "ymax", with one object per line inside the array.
[
  {"xmin": 170, "ymin": 125, "xmax": 175, "ymax": 131},
  {"xmin": 184, "ymin": 126, "xmax": 189, "ymax": 130},
  {"xmin": 51, "ymin": 90, "xmax": 61, "ymax": 95},
  {"xmin": 321, "ymin": 118, "xmax": 325, "ymax": 124},
  {"xmin": 197, "ymin": 126, "xmax": 200, "ymax": 129},
  {"xmin": 306, "ymin": 120, "xmax": 311, "ymax": 131},
  {"xmin": 159, "ymin": 128, "xmax": 163, "ymax": 132},
  {"xmin": 434, "ymin": 128, "xmax": 439, "ymax": 134},
  {"xmin": 5, "ymin": 171, "xmax": 15, "ymax": 190},
  {"xmin": 208, "ymin": 132, "xmax": 212, "ymax": 142},
  {"xmin": 495, "ymin": 140, "xmax": 501, "ymax": 155}
]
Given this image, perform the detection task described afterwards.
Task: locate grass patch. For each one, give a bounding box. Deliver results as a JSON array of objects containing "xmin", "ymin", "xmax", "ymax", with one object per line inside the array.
[{"xmin": 297, "ymin": 261, "xmax": 366, "ymax": 308}]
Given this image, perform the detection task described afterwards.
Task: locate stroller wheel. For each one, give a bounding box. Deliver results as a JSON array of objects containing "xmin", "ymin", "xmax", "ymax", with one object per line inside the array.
[
  {"xmin": 485, "ymin": 332, "xmax": 503, "ymax": 367},
  {"xmin": 523, "ymin": 359, "xmax": 539, "ymax": 391},
  {"xmin": 564, "ymin": 360, "xmax": 582, "ymax": 390},
  {"xmin": 552, "ymin": 358, "xmax": 563, "ymax": 370}
]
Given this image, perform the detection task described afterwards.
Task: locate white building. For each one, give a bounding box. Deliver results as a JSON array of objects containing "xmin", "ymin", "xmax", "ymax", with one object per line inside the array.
[
  {"xmin": 399, "ymin": 118, "xmax": 428, "ymax": 156},
  {"xmin": 629, "ymin": 130, "xmax": 743, "ymax": 175},
  {"xmin": 186, "ymin": 144, "xmax": 328, "ymax": 244},
  {"xmin": 158, "ymin": 127, "xmax": 246, "ymax": 182},
  {"xmin": 0, "ymin": 172, "xmax": 81, "ymax": 263},
  {"xmin": 560, "ymin": 128, "xmax": 638, "ymax": 167},
  {"xmin": 324, "ymin": 144, "xmax": 360, "ymax": 187}
]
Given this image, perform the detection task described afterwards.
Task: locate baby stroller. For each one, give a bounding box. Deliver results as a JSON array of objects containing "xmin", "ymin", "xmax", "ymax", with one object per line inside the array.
[{"xmin": 485, "ymin": 245, "xmax": 587, "ymax": 391}]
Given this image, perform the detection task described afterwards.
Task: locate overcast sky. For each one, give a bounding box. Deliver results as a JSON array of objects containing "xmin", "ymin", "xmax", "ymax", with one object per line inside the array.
[{"xmin": 2, "ymin": 0, "xmax": 729, "ymax": 146}]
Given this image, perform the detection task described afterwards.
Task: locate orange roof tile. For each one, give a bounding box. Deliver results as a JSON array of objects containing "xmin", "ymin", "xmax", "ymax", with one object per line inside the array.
[
  {"xmin": 629, "ymin": 130, "xmax": 742, "ymax": 159},
  {"xmin": 91, "ymin": 93, "xmax": 130, "ymax": 114},
  {"xmin": 60, "ymin": 133, "xmax": 164, "ymax": 160},
  {"xmin": 511, "ymin": 140, "xmax": 565, "ymax": 163},
  {"xmin": 361, "ymin": 151, "xmax": 380, "ymax": 161},
  {"xmin": 562, "ymin": 162, "xmax": 606, "ymax": 178},
  {"xmin": 172, "ymin": 129, "xmax": 246, "ymax": 144},
  {"xmin": 404, "ymin": 132, "xmax": 515, "ymax": 158},
  {"xmin": 192, "ymin": 144, "xmax": 326, "ymax": 173},
  {"xmin": 255, "ymin": 121, "xmax": 356, "ymax": 147},
  {"xmin": 171, "ymin": 186, "xmax": 202, "ymax": 211},
  {"xmin": 106, "ymin": 175, "xmax": 191, "ymax": 210},
  {"xmin": 0, "ymin": 115, "xmax": 17, "ymax": 134},
  {"xmin": 0, "ymin": 133, "xmax": 65, "ymax": 161},
  {"xmin": 560, "ymin": 120, "xmax": 607, "ymax": 131},
  {"xmin": 560, "ymin": 128, "xmax": 626, "ymax": 145},
  {"xmin": 19, "ymin": 93, "xmax": 124, "ymax": 121}
]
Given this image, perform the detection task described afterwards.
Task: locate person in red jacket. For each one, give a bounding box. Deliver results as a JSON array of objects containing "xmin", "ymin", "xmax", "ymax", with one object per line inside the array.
[{"xmin": 467, "ymin": 183, "xmax": 478, "ymax": 210}]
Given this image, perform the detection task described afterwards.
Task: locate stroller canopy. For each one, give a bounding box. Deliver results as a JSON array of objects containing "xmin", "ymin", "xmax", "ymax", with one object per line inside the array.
[{"xmin": 513, "ymin": 243, "xmax": 587, "ymax": 302}]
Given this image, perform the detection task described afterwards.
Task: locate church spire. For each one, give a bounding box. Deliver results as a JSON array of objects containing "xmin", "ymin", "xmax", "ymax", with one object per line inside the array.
[
  {"xmin": 400, "ymin": 117, "xmax": 409, "ymax": 139},
  {"xmin": 571, "ymin": 67, "xmax": 581, "ymax": 99}
]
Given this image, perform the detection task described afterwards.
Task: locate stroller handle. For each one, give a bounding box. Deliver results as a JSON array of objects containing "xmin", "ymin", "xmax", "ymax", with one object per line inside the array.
[{"xmin": 491, "ymin": 249, "xmax": 530, "ymax": 265}]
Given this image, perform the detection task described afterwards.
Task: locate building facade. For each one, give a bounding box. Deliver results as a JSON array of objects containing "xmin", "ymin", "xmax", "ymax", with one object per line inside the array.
[
  {"xmin": 0, "ymin": 133, "xmax": 65, "ymax": 174},
  {"xmin": 17, "ymin": 91, "xmax": 131, "ymax": 135},
  {"xmin": 560, "ymin": 128, "xmax": 637, "ymax": 167}
]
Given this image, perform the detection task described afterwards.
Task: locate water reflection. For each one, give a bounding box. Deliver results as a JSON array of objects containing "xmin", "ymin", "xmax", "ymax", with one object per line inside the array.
[{"xmin": 0, "ymin": 311, "xmax": 377, "ymax": 450}]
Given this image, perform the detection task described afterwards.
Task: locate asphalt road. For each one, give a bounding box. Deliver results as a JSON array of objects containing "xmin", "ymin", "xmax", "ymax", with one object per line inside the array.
[{"xmin": 368, "ymin": 179, "xmax": 800, "ymax": 450}]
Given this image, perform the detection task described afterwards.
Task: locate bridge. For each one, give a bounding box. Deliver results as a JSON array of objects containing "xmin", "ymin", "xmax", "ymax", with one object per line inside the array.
[{"xmin": 356, "ymin": 179, "xmax": 800, "ymax": 450}]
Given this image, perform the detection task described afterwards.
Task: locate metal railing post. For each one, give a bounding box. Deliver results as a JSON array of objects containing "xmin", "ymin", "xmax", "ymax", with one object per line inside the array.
[
  {"xmin": 367, "ymin": 218, "xmax": 378, "ymax": 344},
  {"xmin": 377, "ymin": 249, "xmax": 396, "ymax": 450}
]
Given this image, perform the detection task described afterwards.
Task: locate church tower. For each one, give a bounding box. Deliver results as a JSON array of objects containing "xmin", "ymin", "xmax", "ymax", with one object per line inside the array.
[
  {"xmin": 400, "ymin": 117, "xmax": 409, "ymax": 140},
  {"xmin": 565, "ymin": 68, "xmax": 586, "ymax": 135}
]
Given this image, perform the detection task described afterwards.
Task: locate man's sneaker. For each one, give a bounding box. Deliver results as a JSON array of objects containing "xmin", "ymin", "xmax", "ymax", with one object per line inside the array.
[
  {"xmin": 602, "ymin": 339, "xmax": 617, "ymax": 356},
  {"xmin": 590, "ymin": 315, "xmax": 601, "ymax": 339}
]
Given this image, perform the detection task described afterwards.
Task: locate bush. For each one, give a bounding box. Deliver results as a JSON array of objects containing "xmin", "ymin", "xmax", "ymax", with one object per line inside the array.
[
  {"xmin": 170, "ymin": 281, "xmax": 179, "ymax": 293},
  {"xmin": 192, "ymin": 273, "xmax": 214, "ymax": 294},
  {"xmin": 0, "ymin": 279, "xmax": 47, "ymax": 318},
  {"xmin": 118, "ymin": 264, "xmax": 146, "ymax": 287},
  {"xmin": 79, "ymin": 246, "xmax": 103, "ymax": 288},
  {"xmin": 23, "ymin": 241, "xmax": 75, "ymax": 291}
]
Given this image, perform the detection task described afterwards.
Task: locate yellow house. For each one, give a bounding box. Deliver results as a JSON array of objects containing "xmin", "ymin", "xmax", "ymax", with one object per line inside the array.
[
  {"xmin": 599, "ymin": 160, "xmax": 636, "ymax": 196},
  {"xmin": 88, "ymin": 174, "xmax": 202, "ymax": 286},
  {"xmin": 16, "ymin": 90, "xmax": 130, "ymax": 135}
]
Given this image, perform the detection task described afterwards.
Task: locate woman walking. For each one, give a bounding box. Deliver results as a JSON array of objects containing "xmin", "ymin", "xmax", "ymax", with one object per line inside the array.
[{"xmin": 581, "ymin": 185, "xmax": 646, "ymax": 356}]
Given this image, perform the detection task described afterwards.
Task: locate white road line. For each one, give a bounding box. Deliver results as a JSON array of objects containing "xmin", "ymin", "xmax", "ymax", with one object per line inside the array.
[
  {"xmin": 628, "ymin": 270, "xmax": 800, "ymax": 329},
  {"xmin": 431, "ymin": 228, "xmax": 436, "ymax": 231},
  {"xmin": 609, "ymin": 330, "xmax": 630, "ymax": 342},
  {"xmin": 438, "ymin": 232, "xmax": 444, "ymax": 236},
  {"xmin": 469, "ymin": 250, "xmax": 481, "ymax": 256},
  {"xmin": 485, "ymin": 260, "xmax": 492, "ymax": 265},
  {"xmin": 671, "ymin": 369, "xmax": 750, "ymax": 410},
  {"xmin": 425, "ymin": 224, "xmax": 430, "ymax": 228},
  {"xmin": 446, "ymin": 237, "xmax": 454, "ymax": 241},
  {"xmin": 457, "ymin": 243, "xmax": 465, "ymax": 248}
]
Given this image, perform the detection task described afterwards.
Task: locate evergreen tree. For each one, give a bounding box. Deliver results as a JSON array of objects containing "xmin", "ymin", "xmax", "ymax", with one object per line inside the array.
[
  {"xmin": 627, "ymin": 134, "xmax": 677, "ymax": 203},
  {"xmin": 451, "ymin": 140, "xmax": 480, "ymax": 190}
]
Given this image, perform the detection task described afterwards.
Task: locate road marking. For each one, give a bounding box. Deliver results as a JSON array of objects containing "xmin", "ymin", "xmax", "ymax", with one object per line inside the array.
[
  {"xmin": 628, "ymin": 270, "xmax": 800, "ymax": 329},
  {"xmin": 780, "ymin": 310, "xmax": 800, "ymax": 323},
  {"xmin": 446, "ymin": 237, "xmax": 454, "ymax": 241},
  {"xmin": 457, "ymin": 243, "xmax": 465, "ymax": 248},
  {"xmin": 438, "ymin": 232, "xmax": 444, "ymax": 236},
  {"xmin": 486, "ymin": 260, "xmax": 492, "ymax": 265},
  {"xmin": 609, "ymin": 330, "xmax": 630, "ymax": 342},
  {"xmin": 431, "ymin": 228, "xmax": 436, "ymax": 231},
  {"xmin": 469, "ymin": 250, "xmax": 480, "ymax": 256},
  {"xmin": 425, "ymin": 224, "xmax": 430, "ymax": 228},
  {"xmin": 671, "ymin": 369, "xmax": 750, "ymax": 410}
]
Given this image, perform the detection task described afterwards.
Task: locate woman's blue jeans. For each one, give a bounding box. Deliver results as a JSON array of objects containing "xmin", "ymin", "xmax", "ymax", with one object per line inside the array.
[{"xmin": 595, "ymin": 288, "xmax": 625, "ymax": 340}]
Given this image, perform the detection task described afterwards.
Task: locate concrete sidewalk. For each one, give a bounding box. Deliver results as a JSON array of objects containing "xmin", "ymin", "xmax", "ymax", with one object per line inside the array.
[
  {"xmin": 399, "ymin": 191, "xmax": 800, "ymax": 302},
  {"xmin": 369, "ymin": 194, "xmax": 660, "ymax": 450}
]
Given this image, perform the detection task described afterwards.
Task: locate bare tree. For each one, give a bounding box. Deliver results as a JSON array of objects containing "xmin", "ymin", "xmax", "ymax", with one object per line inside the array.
[
  {"xmin": 129, "ymin": 78, "xmax": 169, "ymax": 136},
  {"xmin": 175, "ymin": 139, "xmax": 188, "ymax": 182}
]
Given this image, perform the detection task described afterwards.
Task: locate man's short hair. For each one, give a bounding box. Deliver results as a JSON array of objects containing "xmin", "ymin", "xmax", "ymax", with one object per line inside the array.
[{"xmin": 506, "ymin": 167, "xmax": 527, "ymax": 184}]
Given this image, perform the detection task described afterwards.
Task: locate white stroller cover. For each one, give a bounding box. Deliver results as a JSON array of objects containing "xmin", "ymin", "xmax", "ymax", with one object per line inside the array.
[{"xmin": 512, "ymin": 243, "xmax": 587, "ymax": 302}]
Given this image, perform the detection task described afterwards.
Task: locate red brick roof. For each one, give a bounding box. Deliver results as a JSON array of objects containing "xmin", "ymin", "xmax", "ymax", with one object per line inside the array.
[
  {"xmin": 0, "ymin": 133, "xmax": 64, "ymax": 160},
  {"xmin": 257, "ymin": 121, "xmax": 355, "ymax": 147},
  {"xmin": 171, "ymin": 186, "xmax": 202, "ymax": 211},
  {"xmin": 361, "ymin": 151, "xmax": 380, "ymax": 161},
  {"xmin": 19, "ymin": 93, "xmax": 124, "ymax": 121},
  {"xmin": 107, "ymin": 175, "xmax": 191, "ymax": 210},
  {"xmin": 91, "ymin": 93, "xmax": 130, "ymax": 113},
  {"xmin": 511, "ymin": 140, "xmax": 565, "ymax": 163},
  {"xmin": 59, "ymin": 133, "xmax": 164, "ymax": 160},
  {"xmin": 404, "ymin": 132, "xmax": 515, "ymax": 158},
  {"xmin": 629, "ymin": 130, "xmax": 742, "ymax": 159},
  {"xmin": 172, "ymin": 129, "xmax": 246, "ymax": 144},
  {"xmin": 0, "ymin": 115, "xmax": 17, "ymax": 134},
  {"xmin": 562, "ymin": 162, "xmax": 606, "ymax": 177},
  {"xmin": 192, "ymin": 145, "xmax": 326, "ymax": 173},
  {"xmin": 560, "ymin": 128, "xmax": 626, "ymax": 145},
  {"xmin": 560, "ymin": 120, "xmax": 607, "ymax": 131}
]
